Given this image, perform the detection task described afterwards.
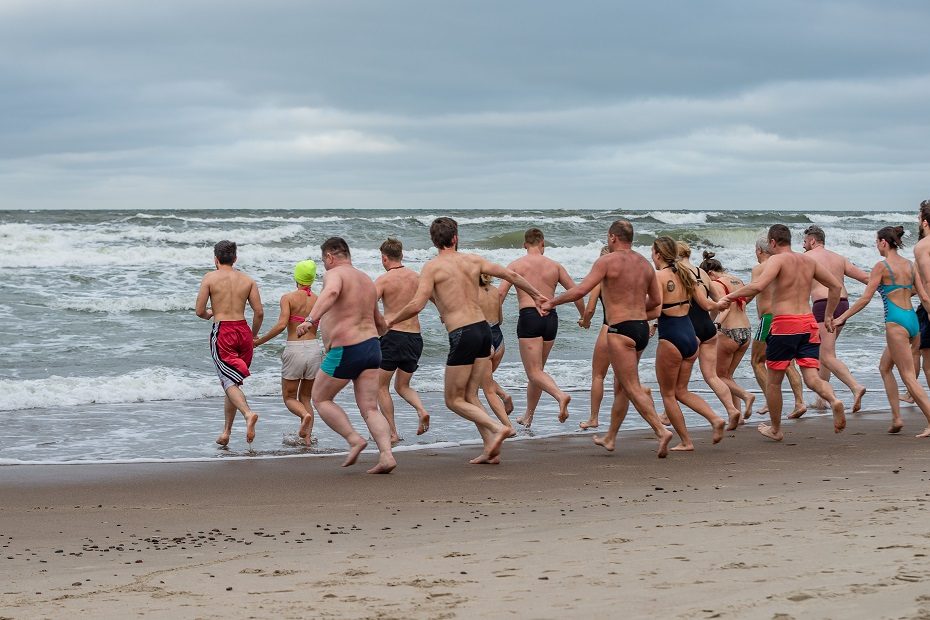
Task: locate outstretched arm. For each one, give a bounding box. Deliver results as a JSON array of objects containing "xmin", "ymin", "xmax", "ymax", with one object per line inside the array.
[
  {"xmin": 836, "ymin": 261, "xmax": 883, "ymax": 326},
  {"xmin": 194, "ymin": 277, "xmax": 213, "ymax": 320},
  {"xmin": 546, "ymin": 258, "xmax": 607, "ymax": 311},
  {"xmin": 845, "ymin": 259, "xmax": 869, "ymax": 285},
  {"xmin": 254, "ymin": 295, "xmax": 289, "ymax": 346},
  {"xmin": 297, "ymin": 272, "xmax": 341, "ymax": 336},
  {"xmin": 812, "ymin": 261, "xmax": 842, "ymax": 331},
  {"xmin": 388, "ymin": 267, "xmax": 435, "ymax": 328},
  {"xmin": 580, "ymin": 283, "xmax": 602, "ymax": 328},
  {"xmin": 247, "ymin": 281, "xmax": 264, "ymax": 336},
  {"xmin": 480, "ymin": 259, "xmax": 547, "ymax": 312},
  {"xmin": 722, "ymin": 259, "xmax": 780, "ymax": 306},
  {"xmin": 558, "ymin": 265, "xmax": 586, "ymax": 317}
]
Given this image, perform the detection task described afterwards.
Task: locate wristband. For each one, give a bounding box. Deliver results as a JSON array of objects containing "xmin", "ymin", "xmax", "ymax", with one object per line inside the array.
[{"xmin": 307, "ymin": 316, "xmax": 318, "ymax": 327}]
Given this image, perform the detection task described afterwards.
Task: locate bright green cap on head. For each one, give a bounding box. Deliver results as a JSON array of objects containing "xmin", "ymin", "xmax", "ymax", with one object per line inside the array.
[{"xmin": 294, "ymin": 260, "xmax": 317, "ymax": 285}]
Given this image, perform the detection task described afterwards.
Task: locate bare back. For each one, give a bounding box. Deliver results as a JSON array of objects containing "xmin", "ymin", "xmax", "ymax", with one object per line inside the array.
[
  {"xmin": 807, "ymin": 247, "xmax": 852, "ymax": 301},
  {"xmin": 599, "ymin": 250, "xmax": 659, "ymax": 324},
  {"xmin": 478, "ymin": 283, "xmax": 502, "ymax": 325},
  {"xmin": 752, "ymin": 261, "xmax": 773, "ymax": 316},
  {"xmin": 320, "ymin": 265, "xmax": 380, "ymax": 347},
  {"xmin": 283, "ymin": 289, "xmax": 318, "ymax": 341},
  {"xmin": 424, "ymin": 252, "xmax": 487, "ymax": 332},
  {"xmin": 766, "ymin": 251, "xmax": 821, "ymax": 315},
  {"xmin": 377, "ymin": 267, "xmax": 421, "ymax": 333},
  {"xmin": 200, "ymin": 269, "xmax": 257, "ymax": 321},
  {"xmin": 507, "ymin": 254, "xmax": 564, "ymax": 309}
]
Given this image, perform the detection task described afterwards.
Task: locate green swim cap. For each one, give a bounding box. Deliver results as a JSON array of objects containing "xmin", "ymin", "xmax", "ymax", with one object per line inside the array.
[{"xmin": 294, "ymin": 259, "xmax": 317, "ymax": 285}]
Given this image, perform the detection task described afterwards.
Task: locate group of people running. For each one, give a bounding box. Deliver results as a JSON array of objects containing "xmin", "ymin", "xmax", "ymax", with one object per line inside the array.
[{"xmin": 195, "ymin": 202, "xmax": 930, "ymax": 474}]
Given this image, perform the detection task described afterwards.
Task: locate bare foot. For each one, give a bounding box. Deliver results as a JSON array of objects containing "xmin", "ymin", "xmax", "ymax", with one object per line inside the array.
[
  {"xmin": 516, "ymin": 414, "xmax": 533, "ymax": 429},
  {"xmin": 917, "ymin": 426, "xmax": 930, "ymax": 438},
  {"xmin": 900, "ymin": 391, "xmax": 915, "ymax": 404},
  {"xmin": 390, "ymin": 434, "xmax": 402, "ymax": 445},
  {"xmin": 712, "ymin": 418, "xmax": 725, "ymax": 444},
  {"xmin": 469, "ymin": 453, "xmax": 500, "ymax": 464},
  {"xmin": 367, "ymin": 456, "xmax": 397, "ymax": 474},
  {"xmin": 755, "ymin": 406, "xmax": 769, "ymax": 417},
  {"xmin": 342, "ymin": 438, "xmax": 368, "ymax": 467},
  {"xmin": 831, "ymin": 400, "xmax": 846, "ymax": 433},
  {"xmin": 852, "ymin": 386, "xmax": 866, "ymax": 413},
  {"xmin": 299, "ymin": 416, "xmax": 313, "ymax": 446},
  {"xmin": 757, "ymin": 423, "xmax": 784, "ymax": 441},
  {"xmin": 557, "ymin": 393, "xmax": 571, "ymax": 423},
  {"xmin": 504, "ymin": 426, "xmax": 517, "ymax": 438},
  {"xmin": 487, "ymin": 425, "xmax": 509, "ymax": 459},
  {"xmin": 670, "ymin": 443, "xmax": 694, "ymax": 452},
  {"xmin": 579, "ymin": 419, "xmax": 599, "ymax": 430},
  {"xmin": 659, "ymin": 413, "xmax": 671, "ymax": 426},
  {"xmin": 502, "ymin": 393, "xmax": 514, "ymax": 415},
  {"xmin": 245, "ymin": 413, "xmax": 259, "ymax": 444},
  {"xmin": 593, "ymin": 434, "xmax": 615, "ymax": 451},
  {"xmin": 787, "ymin": 405, "xmax": 807, "ymax": 419},
  {"xmin": 417, "ymin": 414, "xmax": 430, "ymax": 435},
  {"xmin": 743, "ymin": 394, "xmax": 755, "ymax": 421},
  {"xmin": 657, "ymin": 429, "xmax": 672, "ymax": 458},
  {"xmin": 726, "ymin": 411, "xmax": 740, "ymax": 432},
  {"xmin": 808, "ymin": 399, "xmax": 828, "ymax": 411},
  {"xmin": 888, "ymin": 421, "xmax": 904, "ymax": 434},
  {"xmin": 215, "ymin": 432, "xmax": 230, "ymax": 447}
]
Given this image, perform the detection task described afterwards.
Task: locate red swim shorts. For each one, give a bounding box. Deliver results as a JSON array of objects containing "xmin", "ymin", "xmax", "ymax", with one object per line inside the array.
[
  {"xmin": 211, "ymin": 320, "xmax": 253, "ymax": 390},
  {"xmin": 765, "ymin": 313, "xmax": 820, "ymax": 371}
]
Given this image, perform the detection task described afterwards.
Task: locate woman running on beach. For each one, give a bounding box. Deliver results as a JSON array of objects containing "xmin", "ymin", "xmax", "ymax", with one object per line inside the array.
[
  {"xmin": 578, "ymin": 246, "xmax": 611, "ymax": 430},
  {"xmin": 701, "ymin": 251, "xmax": 755, "ymax": 422},
  {"xmin": 253, "ymin": 260, "xmax": 321, "ymax": 446},
  {"xmin": 653, "ymin": 237, "xmax": 726, "ymax": 449},
  {"xmin": 677, "ymin": 242, "xmax": 743, "ymax": 430},
  {"xmin": 835, "ymin": 226, "xmax": 930, "ymax": 436},
  {"xmin": 478, "ymin": 273, "xmax": 515, "ymax": 433}
]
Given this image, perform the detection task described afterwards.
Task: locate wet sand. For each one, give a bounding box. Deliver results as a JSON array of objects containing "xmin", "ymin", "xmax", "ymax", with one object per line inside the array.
[{"xmin": 2, "ymin": 410, "xmax": 930, "ymax": 619}]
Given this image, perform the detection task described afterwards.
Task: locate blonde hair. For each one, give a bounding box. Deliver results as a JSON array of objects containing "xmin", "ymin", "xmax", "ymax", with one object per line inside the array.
[
  {"xmin": 676, "ymin": 240, "xmax": 691, "ymax": 259},
  {"xmin": 654, "ymin": 236, "xmax": 696, "ymax": 298}
]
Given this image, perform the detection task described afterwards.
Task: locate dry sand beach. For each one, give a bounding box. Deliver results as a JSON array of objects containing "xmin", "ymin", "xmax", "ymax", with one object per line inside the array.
[{"xmin": 2, "ymin": 410, "xmax": 930, "ymax": 619}]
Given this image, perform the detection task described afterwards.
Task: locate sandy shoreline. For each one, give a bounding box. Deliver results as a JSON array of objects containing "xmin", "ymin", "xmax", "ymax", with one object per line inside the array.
[{"xmin": 2, "ymin": 410, "xmax": 930, "ymax": 619}]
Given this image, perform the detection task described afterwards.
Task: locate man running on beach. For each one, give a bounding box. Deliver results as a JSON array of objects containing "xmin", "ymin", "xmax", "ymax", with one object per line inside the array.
[
  {"xmin": 542, "ymin": 219, "xmax": 674, "ymax": 458},
  {"xmin": 375, "ymin": 238, "xmax": 430, "ymax": 442},
  {"xmin": 195, "ymin": 240, "xmax": 263, "ymax": 447},
  {"xmin": 720, "ymin": 225, "xmax": 846, "ymax": 441},
  {"xmin": 386, "ymin": 217, "xmax": 547, "ymax": 464},
  {"xmin": 499, "ymin": 227, "xmax": 585, "ymax": 427},
  {"xmin": 909, "ymin": 201, "xmax": 930, "ymax": 399},
  {"xmin": 296, "ymin": 237, "xmax": 396, "ymax": 474},
  {"xmin": 749, "ymin": 236, "xmax": 807, "ymax": 420},
  {"xmin": 802, "ymin": 225, "xmax": 869, "ymax": 413}
]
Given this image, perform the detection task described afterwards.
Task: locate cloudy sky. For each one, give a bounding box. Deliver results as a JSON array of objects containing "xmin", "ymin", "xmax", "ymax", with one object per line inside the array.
[{"xmin": 1, "ymin": 0, "xmax": 927, "ymax": 211}]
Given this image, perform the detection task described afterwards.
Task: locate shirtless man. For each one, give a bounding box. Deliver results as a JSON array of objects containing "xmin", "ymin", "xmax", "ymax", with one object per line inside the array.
[
  {"xmin": 749, "ymin": 235, "xmax": 807, "ymax": 420},
  {"xmin": 296, "ymin": 237, "xmax": 396, "ymax": 474},
  {"xmin": 500, "ymin": 228, "xmax": 585, "ymax": 427},
  {"xmin": 909, "ymin": 201, "xmax": 930, "ymax": 397},
  {"xmin": 195, "ymin": 240, "xmax": 262, "ymax": 447},
  {"xmin": 720, "ymin": 225, "xmax": 846, "ymax": 441},
  {"xmin": 386, "ymin": 217, "xmax": 546, "ymax": 464},
  {"xmin": 801, "ymin": 225, "xmax": 869, "ymax": 413},
  {"xmin": 542, "ymin": 219, "xmax": 674, "ymax": 458},
  {"xmin": 375, "ymin": 238, "xmax": 430, "ymax": 442}
]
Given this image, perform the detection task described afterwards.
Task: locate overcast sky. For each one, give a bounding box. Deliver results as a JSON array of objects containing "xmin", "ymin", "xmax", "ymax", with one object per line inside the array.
[{"xmin": 1, "ymin": 0, "xmax": 927, "ymax": 211}]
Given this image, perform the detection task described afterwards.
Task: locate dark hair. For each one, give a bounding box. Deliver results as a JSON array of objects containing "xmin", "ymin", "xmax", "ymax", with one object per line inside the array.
[
  {"xmin": 803, "ymin": 225, "xmax": 825, "ymax": 245},
  {"xmin": 380, "ymin": 238, "xmax": 403, "ymax": 261},
  {"xmin": 214, "ymin": 240, "xmax": 237, "ymax": 265},
  {"xmin": 877, "ymin": 226, "xmax": 905, "ymax": 249},
  {"xmin": 430, "ymin": 217, "xmax": 457, "ymax": 249},
  {"xmin": 608, "ymin": 219, "xmax": 633, "ymax": 243},
  {"xmin": 653, "ymin": 236, "xmax": 696, "ymax": 298},
  {"xmin": 524, "ymin": 227, "xmax": 544, "ymax": 245},
  {"xmin": 768, "ymin": 224, "xmax": 791, "ymax": 247},
  {"xmin": 699, "ymin": 250, "xmax": 723, "ymax": 273},
  {"xmin": 321, "ymin": 237, "xmax": 350, "ymax": 258},
  {"xmin": 920, "ymin": 199, "xmax": 930, "ymax": 230}
]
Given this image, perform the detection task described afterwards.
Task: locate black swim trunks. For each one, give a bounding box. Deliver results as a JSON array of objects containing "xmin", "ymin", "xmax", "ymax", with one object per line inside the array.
[
  {"xmin": 607, "ymin": 319, "xmax": 650, "ymax": 352},
  {"xmin": 379, "ymin": 330, "xmax": 423, "ymax": 374},
  {"xmin": 516, "ymin": 307, "xmax": 558, "ymax": 341},
  {"xmin": 918, "ymin": 306, "xmax": 930, "ymax": 350},
  {"xmin": 489, "ymin": 323, "xmax": 504, "ymax": 351},
  {"xmin": 811, "ymin": 297, "xmax": 850, "ymax": 324},
  {"xmin": 447, "ymin": 321, "xmax": 493, "ymax": 366},
  {"xmin": 321, "ymin": 337, "xmax": 382, "ymax": 380}
]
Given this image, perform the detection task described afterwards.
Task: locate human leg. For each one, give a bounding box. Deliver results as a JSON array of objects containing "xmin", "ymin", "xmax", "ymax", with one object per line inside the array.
[
  {"xmin": 819, "ymin": 324, "xmax": 866, "ymax": 412},
  {"xmin": 376, "ymin": 369, "xmax": 400, "ymax": 442},
  {"xmin": 311, "ymin": 372, "xmax": 368, "ymax": 467},
  {"xmin": 517, "ymin": 337, "xmax": 570, "ymax": 426},
  {"xmin": 656, "ymin": 341, "xmax": 693, "ymax": 451},
  {"xmin": 676, "ymin": 354, "xmax": 725, "ymax": 444},
  {"xmin": 583, "ymin": 326, "xmax": 609, "ymax": 429},
  {"xmin": 799, "ymin": 366, "xmax": 846, "ymax": 433},
  {"xmin": 698, "ymin": 336, "xmax": 741, "ymax": 430},
  {"xmin": 607, "ymin": 334, "xmax": 671, "ymax": 457},
  {"xmin": 352, "ymin": 369, "xmax": 397, "ymax": 473},
  {"xmin": 216, "ymin": 395, "xmax": 237, "ymax": 447},
  {"xmin": 444, "ymin": 363, "xmax": 509, "ymax": 463},
  {"xmin": 394, "ymin": 370, "xmax": 431, "ymax": 435},
  {"xmin": 760, "ymin": 368, "xmax": 787, "ymax": 441},
  {"xmin": 224, "ymin": 385, "xmax": 258, "ymax": 444},
  {"xmin": 885, "ymin": 326, "xmax": 930, "ymax": 437},
  {"xmin": 879, "ymin": 347, "xmax": 902, "ymax": 432},
  {"xmin": 750, "ymin": 340, "xmax": 768, "ymax": 417},
  {"xmin": 282, "ymin": 378, "xmax": 314, "ymax": 446},
  {"xmin": 593, "ymin": 379, "xmax": 629, "ymax": 451}
]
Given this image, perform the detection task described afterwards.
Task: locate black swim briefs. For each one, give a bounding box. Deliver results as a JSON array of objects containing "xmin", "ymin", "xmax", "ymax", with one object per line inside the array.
[
  {"xmin": 379, "ymin": 330, "xmax": 423, "ymax": 374},
  {"xmin": 490, "ymin": 323, "xmax": 504, "ymax": 351},
  {"xmin": 918, "ymin": 306, "xmax": 930, "ymax": 350},
  {"xmin": 516, "ymin": 307, "xmax": 558, "ymax": 341},
  {"xmin": 607, "ymin": 319, "xmax": 650, "ymax": 352},
  {"xmin": 447, "ymin": 321, "xmax": 493, "ymax": 366}
]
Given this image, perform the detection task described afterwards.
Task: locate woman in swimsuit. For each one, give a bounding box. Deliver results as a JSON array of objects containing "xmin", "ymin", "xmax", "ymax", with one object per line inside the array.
[
  {"xmin": 701, "ymin": 251, "xmax": 756, "ymax": 422},
  {"xmin": 836, "ymin": 226, "xmax": 930, "ymax": 436},
  {"xmin": 578, "ymin": 246, "xmax": 612, "ymax": 430},
  {"xmin": 677, "ymin": 242, "xmax": 743, "ymax": 431},
  {"xmin": 652, "ymin": 237, "xmax": 726, "ymax": 449},
  {"xmin": 477, "ymin": 273, "xmax": 515, "ymax": 433},
  {"xmin": 253, "ymin": 260, "xmax": 322, "ymax": 446}
]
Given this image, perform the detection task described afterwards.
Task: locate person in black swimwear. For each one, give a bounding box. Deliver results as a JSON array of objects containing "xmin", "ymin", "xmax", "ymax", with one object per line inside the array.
[{"xmin": 543, "ymin": 219, "xmax": 674, "ymax": 458}]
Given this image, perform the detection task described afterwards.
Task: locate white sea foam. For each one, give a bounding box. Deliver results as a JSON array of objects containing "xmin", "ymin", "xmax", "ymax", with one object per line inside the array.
[{"xmin": 645, "ymin": 211, "xmax": 720, "ymax": 225}]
